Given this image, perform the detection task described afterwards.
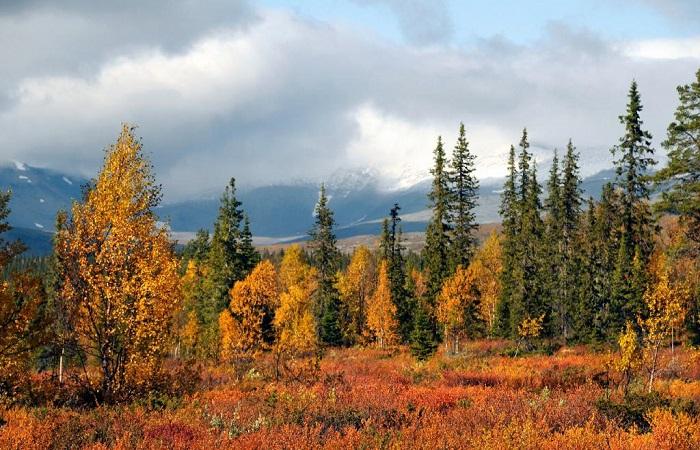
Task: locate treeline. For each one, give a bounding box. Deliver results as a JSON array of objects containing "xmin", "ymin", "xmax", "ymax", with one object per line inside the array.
[{"xmin": 1, "ymin": 70, "xmax": 699, "ymax": 405}]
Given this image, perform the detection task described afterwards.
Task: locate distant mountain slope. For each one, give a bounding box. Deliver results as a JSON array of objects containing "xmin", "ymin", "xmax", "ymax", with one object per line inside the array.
[
  {"xmin": 0, "ymin": 161, "xmax": 86, "ymax": 231},
  {"xmin": 7, "ymin": 226, "xmax": 53, "ymax": 256},
  {"xmin": 1, "ymin": 161, "xmax": 619, "ymax": 254}
]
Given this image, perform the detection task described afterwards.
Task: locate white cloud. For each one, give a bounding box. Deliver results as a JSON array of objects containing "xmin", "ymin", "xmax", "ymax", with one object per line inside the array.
[
  {"xmin": 621, "ymin": 37, "xmax": 700, "ymax": 60},
  {"xmin": 346, "ymin": 104, "xmax": 511, "ymax": 189}
]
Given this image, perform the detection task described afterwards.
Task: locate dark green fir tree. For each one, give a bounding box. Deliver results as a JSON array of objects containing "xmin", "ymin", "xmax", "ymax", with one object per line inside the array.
[
  {"xmin": 448, "ymin": 123, "xmax": 479, "ymax": 270},
  {"xmin": 609, "ymin": 81, "xmax": 657, "ymax": 331},
  {"xmin": 496, "ymin": 145, "xmax": 518, "ymax": 337},
  {"xmin": 423, "ymin": 136, "xmax": 452, "ymax": 300},
  {"xmin": 309, "ymin": 184, "xmax": 343, "ymax": 346}
]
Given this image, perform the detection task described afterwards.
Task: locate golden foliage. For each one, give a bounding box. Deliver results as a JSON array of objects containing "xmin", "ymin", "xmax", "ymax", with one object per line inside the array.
[
  {"xmin": 180, "ymin": 310, "xmax": 200, "ymax": 357},
  {"xmin": 410, "ymin": 268, "xmax": 428, "ymax": 300},
  {"xmin": 222, "ymin": 260, "xmax": 279, "ymax": 360},
  {"xmin": 518, "ymin": 314, "xmax": 545, "ymax": 340},
  {"xmin": 469, "ymin": 231, "xmax": 502, "ymax": 334},
  {"xmin": 274, "ymin": 245, "xmax": 319, "ymax": 379},
  {"xmin": 175, "ymin": 260, "xmax": 206, "ymax": 358},
  {"xmin": 641, "ymin": 251, "xmax": 689, "ymax": 344},
  {"xmin": 218, "ymin": 309, "xmax": 242, "ymax": 363},
  {"xmin": 437, "ymin": 264, "xmax": 482, "ymax": 353},
  {"xmin": 616, "ymin": 321, "xmax": 642, "ymax": 393},
  {"xmin": 640, "ymin": 251, "xmax": 690, "ymax": 391},
  {"xmin": 336, "ymin": 245, "xmax": 376, "ymax": 344},
  {"xmin": 365, "ymin": 260, "xmax": 398, "ymax": 349},
  {"xmin": 54, "ymin": 124, "xmax": 180, "ymax": 401}
]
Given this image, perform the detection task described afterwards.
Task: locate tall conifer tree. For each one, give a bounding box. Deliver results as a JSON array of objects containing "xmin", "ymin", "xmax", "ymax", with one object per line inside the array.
[
  {"xmin": 496, "ymin": 145, "xmax": 518, "ymax": 336},
  {"xmin": 544, "ymin": 150, "xmax": 565, "ymax": 338},
  {"xmin": 309, "ymin": 184, "xmax": 343, "ymax": 346},
  {"xmin": 206, "ymin": 178, "xmax": 246, "ymax": 312},
  {"xmin": 423, "ymin": 136, "xmax": 452, "ymax": 300},
  {"xmin": 656, "ymin": 69, "xmax": 700, "ymax": 244},
  {"xmin": 501, "ymin": 130, "xmax": 548, "ymax": 337},
  {"xmin": 612, "ymin": 80, "xmax": 657, "ymax": 257},
  {"xmin": 381, "ymin": 204, "xmax": 412, "ymax": 342},
  {"xmin": 610, "ymin": 81, "xmax": 656, "ymax": 331},
  {"xmin": 448, "ymin": 123, "xmax": 479, "ymax": 270},
  {"xmin": 559, "ymin": 140, "xmax": 583, "ymax": 341}
]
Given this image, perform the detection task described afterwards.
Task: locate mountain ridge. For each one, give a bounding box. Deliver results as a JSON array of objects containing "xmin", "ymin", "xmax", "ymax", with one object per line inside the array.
[{"xmin": 1, "ymin": 162, "xmax": 616, "ymax": 254}]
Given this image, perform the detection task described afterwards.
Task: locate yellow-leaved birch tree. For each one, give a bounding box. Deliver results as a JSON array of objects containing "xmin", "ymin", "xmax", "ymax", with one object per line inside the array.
[{"xmin": 55, "ymin": 125, "xmax": 180, "ymax": 403}]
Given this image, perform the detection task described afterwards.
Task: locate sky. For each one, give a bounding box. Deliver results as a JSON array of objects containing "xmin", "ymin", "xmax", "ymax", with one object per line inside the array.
[{"xmin": 1, "ymin": 0, "xmax": 699, "ymax": 201}]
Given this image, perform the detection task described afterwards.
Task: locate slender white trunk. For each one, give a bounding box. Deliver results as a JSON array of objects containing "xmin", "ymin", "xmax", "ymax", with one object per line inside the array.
[{"xmin": 59, "ymin": 347, "xmax": 65, "ymax": 384}]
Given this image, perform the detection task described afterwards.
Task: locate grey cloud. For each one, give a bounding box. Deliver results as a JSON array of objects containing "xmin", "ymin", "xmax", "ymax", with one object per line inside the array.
[
  {"xmin": 351, "ymin": 0, "xmax": 454, "ymax": 45},
  {"xmin": 0, "ymin": 0, "xmax": 256, "ymax": 94}
]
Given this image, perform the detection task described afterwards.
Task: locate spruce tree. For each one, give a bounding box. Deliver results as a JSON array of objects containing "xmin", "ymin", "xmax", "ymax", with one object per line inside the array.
[
  {"xmin": 561, "ymin": 141, "xmax": 583, "ymax": 246},
  {"xmin": 309, "ymin": 184, "xmax": 343, "ymax": 346},
  {"xmin": 501, "ymin": 129, "xmax": 548, "ymax": 338},
  {"xmin": 410, "ymin": 302, "xmax": 438, "ymax": 360},
  {"xmin": 423, "ymin": 136, "xmax": 452, "ymax": 298},
  {"xmin": 448, "ymin": 123, "xmax": 479, "ymax": 270},
  {"xmin": 496, "ymin": 145, "xmax": 518, "ymax": 336},
  {"xmin": 544, "ymin": 150, "xmax": 565, "ymax": 339},
  {"xmin": 516, "ymin": 156, "xmax": 548, "ymax": 336},
  {"xmin": 387, "ymin": 204, "xmax": 413, "ymax": 342},
  {"xmin": 609, "ymin": 81, "xmax": 657, "ymax": 331},
  {"xmin": 612, "ymin": 80, "xmax": 657, "ymax": 257},
  {"xmin": 574, "ymin": 198, "xmax": 600, "ymax": 342},
  {"xmin": 592, "ymin": 185, "xmax": 623, "ymax": 339},
  {"xmin": 181, "ymin": 228, "xmax": 210, "ymax": 271},
  {"xmin": 421, "ymin": 136, "xmax": 451, "ymax": 344},
  {"xmin": 240, "ymin": 214, "xmax": 260, "ymax": 273},
  {"xmin": 198, "ymin": 178, "xmax": 260, "ymax": 359},
  {"xmin": 380, "ymin": 218, "xmax": 391, "ymax": 261},
  {"xmin": 204, "ymin": 178, "xmax": 252, "ymax": 318},
  {"xmin": 559, "ymin": 141, "xmax": 583, "ymax": 341},
  {"xmin": 656, "ymin": 68, "xmax": 700, "ymax": 244}
]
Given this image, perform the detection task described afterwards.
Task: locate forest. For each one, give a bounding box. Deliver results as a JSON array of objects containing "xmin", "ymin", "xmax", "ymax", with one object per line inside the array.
[{"xmin": 0, "ymin": 70, "xmax": 700, "ymax": 449}]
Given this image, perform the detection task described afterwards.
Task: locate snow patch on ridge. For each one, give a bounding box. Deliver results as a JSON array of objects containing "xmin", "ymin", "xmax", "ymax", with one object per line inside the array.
[
  {"xmin": 62, "ymin": 176, "xmax": 73, "ymax": 185},
  {"xmin": 13, "ymin": 160, "xmax": 26, "ymax": 171}
]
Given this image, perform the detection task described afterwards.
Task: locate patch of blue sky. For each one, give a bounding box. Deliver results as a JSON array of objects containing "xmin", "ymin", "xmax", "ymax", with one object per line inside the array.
[{"xmin": 260, "ymin": 0, "xmax": 696, "ymax": 46}]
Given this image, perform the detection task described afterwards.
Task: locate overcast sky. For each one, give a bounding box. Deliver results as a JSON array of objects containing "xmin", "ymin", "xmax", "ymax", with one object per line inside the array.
[{"xmin": 1, "ymin": 0, "xmax": 699, "ymax": 201}]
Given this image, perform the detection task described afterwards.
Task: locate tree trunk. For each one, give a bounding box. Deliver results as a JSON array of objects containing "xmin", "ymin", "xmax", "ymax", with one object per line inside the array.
[
  {"xmin": 648, "ymin": 342, "xmax": 660, "ymax": 393},
  {"xmin": 59, "ymin": 347, "xmax": 65, "ymax": 384}
]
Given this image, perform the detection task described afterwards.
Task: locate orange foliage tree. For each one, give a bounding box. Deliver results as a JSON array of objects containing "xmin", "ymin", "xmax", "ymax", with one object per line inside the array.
[
  {"xmin": 366, "ymin": 260, "xmax": 398, "ymax": 349},
  {"xmin": 274, "ymin": 245, "xmax": 319, "ymax": 379},
  {"xmin": 336, "ymin": 245, "xmax": 376, "ymax": 344},
  {"xmin": 54, "ymin": 125, "xmax": 180, "ymax": 402},
  {"xmin": 436, "ymin": 265, "xmax": 484, "ymax": 354},
  {"xmin": 219, "ymin": 260, "xmax": 279, "ymax": 362}
]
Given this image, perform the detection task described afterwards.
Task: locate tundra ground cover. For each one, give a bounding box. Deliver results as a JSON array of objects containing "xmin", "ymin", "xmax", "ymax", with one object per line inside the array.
[{"xmin": 2, "ymin": 341, "xmax": 700, "ymax": 449}]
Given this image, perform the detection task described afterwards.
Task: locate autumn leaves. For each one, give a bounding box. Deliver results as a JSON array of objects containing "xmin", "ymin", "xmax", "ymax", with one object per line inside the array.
[{"xmin": 53, "ymin": 125, "xmax": 180, "ymax": 402}]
